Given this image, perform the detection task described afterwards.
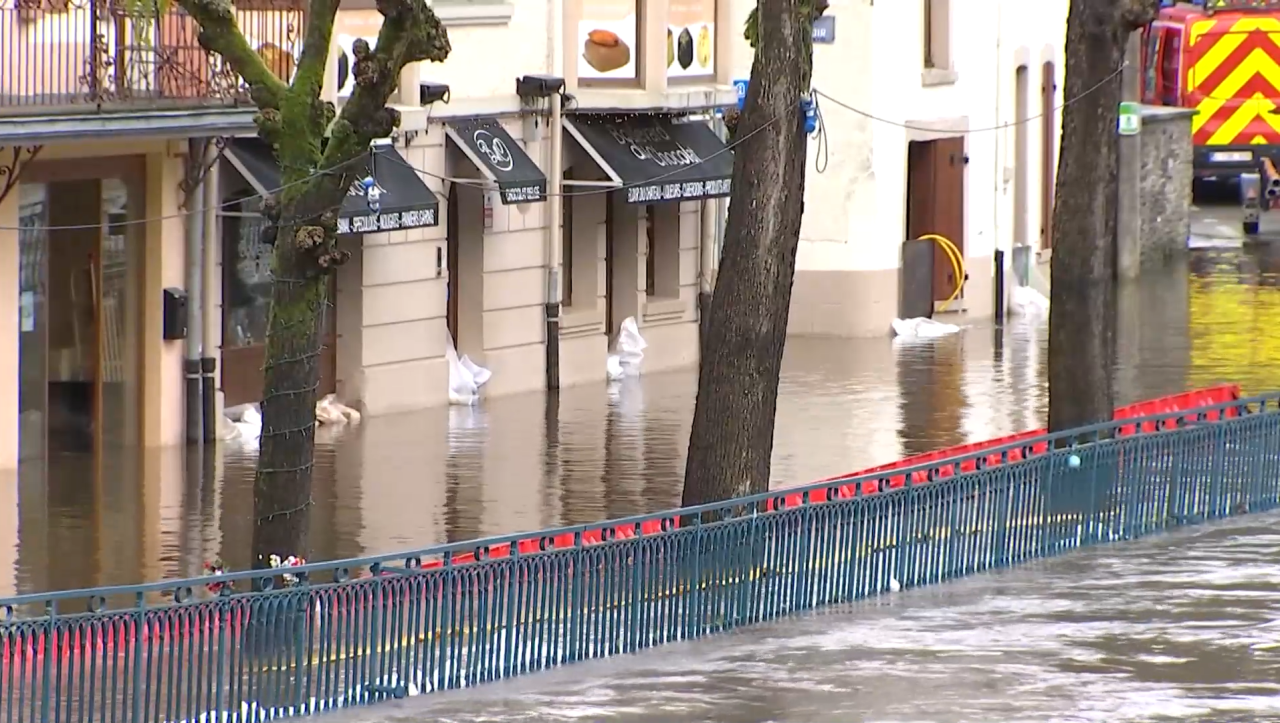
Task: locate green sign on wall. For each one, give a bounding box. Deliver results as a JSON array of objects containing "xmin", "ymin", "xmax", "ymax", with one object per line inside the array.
[{"xmin": 1118, "ymin": 101, "xmax": 1141, "ymax": 136}]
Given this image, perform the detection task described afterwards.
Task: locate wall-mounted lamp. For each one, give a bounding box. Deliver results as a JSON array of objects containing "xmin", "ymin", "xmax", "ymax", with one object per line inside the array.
[
  {"xmin": 516, "ymin": 74, "xmax": 565, "ymax": 100},
  {"xmin": 420, "ymin": 81, "xmax": 451, "ymax": 106}
]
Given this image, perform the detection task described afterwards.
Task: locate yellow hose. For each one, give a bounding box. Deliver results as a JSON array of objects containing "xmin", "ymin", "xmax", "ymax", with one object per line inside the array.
[{"xmin": 916, "ymin": 233, "xmax": 966, "ymax": 312}]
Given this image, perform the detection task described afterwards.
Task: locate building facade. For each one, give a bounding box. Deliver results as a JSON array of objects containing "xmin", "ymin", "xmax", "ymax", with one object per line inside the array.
[
  {"xmin": 721, "ymin": 0, "xmax": 1068, "ymax": 337},
  {"xmin": 0, "ymin": 0, "xmax": 739, "ymax": 471}
]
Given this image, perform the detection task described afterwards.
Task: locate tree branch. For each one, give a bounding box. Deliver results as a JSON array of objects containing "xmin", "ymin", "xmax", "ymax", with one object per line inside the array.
[
  {"xmin": 293, "ymin": 0, "xmax": 341, "ymax": 100},
  {"xmin": 316, "ymin": 0, "xmax": 450, "ymax": 185},
  {"xmin": 176, "ymin": 0, "xmax": 287, "ymax": 109}
]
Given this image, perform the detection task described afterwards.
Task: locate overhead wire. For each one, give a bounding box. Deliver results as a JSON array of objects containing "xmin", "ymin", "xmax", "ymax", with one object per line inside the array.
[{"xmin": 3, "ymin": 60, "xmax": 1126, "ymax": 232}]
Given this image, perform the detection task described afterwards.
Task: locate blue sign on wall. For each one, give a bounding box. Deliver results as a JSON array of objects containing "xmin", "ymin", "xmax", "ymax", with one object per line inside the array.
[
  {"xmin": 733, "ymin": 79, "xmax": 749, "ymax": 109},
  {"xmin": 812, "ymin": 15, "xmax": 836, "ymax": 44}
]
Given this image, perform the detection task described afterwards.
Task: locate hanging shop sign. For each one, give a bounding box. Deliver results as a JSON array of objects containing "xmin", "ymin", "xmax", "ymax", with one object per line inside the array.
[
  {"xmin": 666, "ymin": 0, "xmax": 715, "ymax": 78},
  {"xmin": 578, "ymin": 0, "xmax": 639, "ymax": 80}
]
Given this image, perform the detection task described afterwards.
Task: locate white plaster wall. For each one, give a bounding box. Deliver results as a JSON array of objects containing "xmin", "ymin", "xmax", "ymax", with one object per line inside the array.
[{"xmin": 721, "ymin": 0, "xmax": 1067, "ymax": 274}]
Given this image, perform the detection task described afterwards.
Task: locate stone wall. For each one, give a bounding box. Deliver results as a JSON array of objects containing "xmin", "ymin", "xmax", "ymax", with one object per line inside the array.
[{"xmin": 1136, "ymin": 106, "xmax": 1195, "ymax": 269}]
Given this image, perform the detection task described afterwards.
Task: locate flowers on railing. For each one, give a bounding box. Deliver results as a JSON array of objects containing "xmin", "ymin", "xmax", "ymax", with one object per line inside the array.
[
  {"xmin": 267, "ymin": 554, "xmax": 307, "ymax": 588},
  {"xmin": 202, "ymin": 558, "xmax": 228, "ymax": 594},
  {"xmin": 203, "ymin": 553, "xmax": 308, "ymax": 593}
]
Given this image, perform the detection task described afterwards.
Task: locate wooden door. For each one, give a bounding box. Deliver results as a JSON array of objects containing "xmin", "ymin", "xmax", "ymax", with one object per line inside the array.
[
  {"xmin": 446, "ymin": 186, "xmax": 460, "ymax": 343},
  {"xmin": 905, "ymin": 140, "xmax": 935, "ymax": 243},
  {"xmin": 930, "ymin": 136, "xmax": 965, "ymax": 301},
  {"xmin": 1041, "ymin": 61, "xmax": 1057, "ymax": 250}
]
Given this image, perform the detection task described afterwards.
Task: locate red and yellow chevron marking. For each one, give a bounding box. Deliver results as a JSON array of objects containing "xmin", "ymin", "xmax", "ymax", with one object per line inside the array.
[{"xmin": 1187, "ymin": 15, "xmax": 1280, "ymax": 146}]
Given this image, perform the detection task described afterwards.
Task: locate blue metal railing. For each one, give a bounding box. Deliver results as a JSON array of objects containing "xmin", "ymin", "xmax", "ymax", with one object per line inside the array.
[{"xmin": 4, "ymin": 394, "xmax": 1280, "ymax": 722}]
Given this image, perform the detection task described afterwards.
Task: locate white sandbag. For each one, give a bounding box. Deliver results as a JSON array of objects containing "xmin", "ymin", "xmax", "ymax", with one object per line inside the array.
[
  {"xmin": 446, "ymin": 331, "xmax": 491, "ymax": 406},
  {"xmin": 225, "ymin": 405, "xmax": 262, "ymax": 449},
  {"xmin": 890, "ymin": 317, "xmax": 960, "ymax": 339},
  {"xmin": 316, "ymin": 393, "xmax": 362, "ymax": 425},
  {"xmin": 614, "ymin": 316, "xmax": 646, "ymax": 376},
  {"xmin": 606, "ymin": 354, "xmax": 625, "ymax": 381},
  {"xmin": 1009, "ymin": 284, "xmax": 1050, "ymax": 317},
  {"xmin": 459, "ymin": 354, "xmax": 492, "ymax": 388}
]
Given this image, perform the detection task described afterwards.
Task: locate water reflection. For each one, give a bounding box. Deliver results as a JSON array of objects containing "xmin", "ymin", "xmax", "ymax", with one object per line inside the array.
[{"xmin": 0, "ymin": 248, "xmax": 1269, "ymax": 597}]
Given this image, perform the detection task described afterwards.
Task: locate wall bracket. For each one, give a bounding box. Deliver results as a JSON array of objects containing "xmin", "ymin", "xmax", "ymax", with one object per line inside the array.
[
  {"xmin": 0, "ymin": 145, "xmax": 43, "ymax": 206},
  {"xmin": 179, "ymin": 137, "xmax": 229, "ymax": 210}
]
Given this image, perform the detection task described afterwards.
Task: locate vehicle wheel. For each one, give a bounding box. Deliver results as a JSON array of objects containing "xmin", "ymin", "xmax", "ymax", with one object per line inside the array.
[{"xmin": 1244, "ymin": 220, "xmax": 1260, "ymax": 235}]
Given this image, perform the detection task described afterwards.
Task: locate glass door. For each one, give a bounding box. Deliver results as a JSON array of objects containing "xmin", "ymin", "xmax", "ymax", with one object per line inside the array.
[
  {"xmin": 18, "ymin": 184, "xmax": 49, "ymax": 462},
  {"xmin": 17, "ymin": 176, "xmax": 142, "ymax": 463}
]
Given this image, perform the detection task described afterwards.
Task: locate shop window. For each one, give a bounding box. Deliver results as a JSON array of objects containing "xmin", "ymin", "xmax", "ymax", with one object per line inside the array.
[
  {"xmin": 645, "ymin": 203, "xmax": 680, "ymax": 299},
  {"xmin": 667, "ymin": 0, "xmax": 716, "ymax": 80},
  {"xmin": 923, "ymin": 0, "xmax": 950, "ymax": 70},
  {"xmin": 1142, "ymin": 28, "xmax": 1161, "ymax": 104},
  {"xmin": 1160, "ymin": 28, "xmax": 1181, "ymax": 106},
  {"xmin": 222, "ymin": 197, "xmax": 273, "ymax": 350},
  {"xmin": 577, "ymin": 0, "xmax": 640, "ymax": 83}
]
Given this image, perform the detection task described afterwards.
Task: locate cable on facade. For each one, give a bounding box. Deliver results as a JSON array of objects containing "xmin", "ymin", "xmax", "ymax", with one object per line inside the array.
[
  {"xmin": 5, "ymin": 61, "xmax": 1126, "ymax": 232},
  {"xmin": 812, "ymin": 63, "xmax": 1127, "ymax": 133}
]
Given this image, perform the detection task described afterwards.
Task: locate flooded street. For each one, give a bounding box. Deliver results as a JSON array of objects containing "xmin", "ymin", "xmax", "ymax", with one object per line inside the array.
[
  {"xmin": 5, "ymin": 234, "xmax": 1280, "ymax": 598},
  {"xmin": 6, "ymin": 202, "xmax": 1280, "ymax": 719}
]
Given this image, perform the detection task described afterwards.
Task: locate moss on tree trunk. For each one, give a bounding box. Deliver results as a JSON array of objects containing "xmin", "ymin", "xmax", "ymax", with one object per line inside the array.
[
  {"xmin": 680, "ymin": 0, "xmax": 822, "ymax": 508},
  {"xmin": 1048, "ymin": 0, "xmax": 1158, "ymax": 435},
  {"xmin": 176, "ymin": 0, "xmax": 451, "ymax": 570}
]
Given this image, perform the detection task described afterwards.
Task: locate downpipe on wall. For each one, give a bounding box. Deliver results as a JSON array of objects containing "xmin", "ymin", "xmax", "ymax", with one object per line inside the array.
[
  {"xmin": 545, "ymin": 90, "xmax": 564, "ymax": 391},
  {"xmin": 201, "ymin": 140, "xmax": 220, "ymax": 441},
  {"xmin": 544, "ymin": 0, "xmax": 564, "ymax": 392},
  {"xmin": 184, "ymin": 138, "xmax": 206, "ymax": 444}
]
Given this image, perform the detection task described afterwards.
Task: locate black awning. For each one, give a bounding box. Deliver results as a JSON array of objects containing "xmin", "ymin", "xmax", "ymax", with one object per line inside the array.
[
  {"xmin": 444, "ymin": 118, "xmax": 548, "ymax": 205},
  {"xmin": 223, "ymin": 138, "xmax": 440, "ymax": 234},
  {"xmin": 565, "ymin": 115, "xmax": 734, "ymax": 204}
]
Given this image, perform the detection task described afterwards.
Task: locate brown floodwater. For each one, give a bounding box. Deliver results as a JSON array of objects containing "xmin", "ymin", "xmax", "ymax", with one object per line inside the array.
[{"xmin": 3, "ymin": 243, "xmax": 1280, "ymax": 606}]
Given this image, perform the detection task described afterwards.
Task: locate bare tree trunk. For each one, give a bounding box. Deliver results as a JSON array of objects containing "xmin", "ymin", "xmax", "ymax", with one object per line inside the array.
[
  {"xmin": 681, "ymin": 0, "xmax": 820, "ymax": 507},
  {"xmin": 1047, "ymin": 0, "xmax": 1158, "ymax": 435}
]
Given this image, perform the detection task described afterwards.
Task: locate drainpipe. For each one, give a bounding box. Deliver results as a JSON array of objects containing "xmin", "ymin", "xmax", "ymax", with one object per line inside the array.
[
  {"xmin": 185, "ymin": 139, "xmax": 205, "ymax": 443},
  {"xmin": 992, "ymin": 1, "xmax": 1003, "ymax": 315},
  {"xmin": 544, "ymin": 0, "xmax": 564, "ymax": 392},
  {"xmin": 545, "ymin": 91, "xmax": 564, "ymax": 391},
  {"xmin": 201, "ymin": 140, "xmax": 220, "ymax": 441}
]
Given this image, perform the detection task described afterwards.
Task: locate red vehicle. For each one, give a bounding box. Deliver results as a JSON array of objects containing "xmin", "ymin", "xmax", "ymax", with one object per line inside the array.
[{"xmin": 1143, "ymin": 0, "xmax": 1280, "ymax": 180}]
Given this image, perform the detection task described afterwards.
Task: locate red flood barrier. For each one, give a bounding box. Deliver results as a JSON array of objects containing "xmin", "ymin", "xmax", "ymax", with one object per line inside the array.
[{"xmin": 425, "ymin": 384, "xmax": 1242, "ymax": 565}]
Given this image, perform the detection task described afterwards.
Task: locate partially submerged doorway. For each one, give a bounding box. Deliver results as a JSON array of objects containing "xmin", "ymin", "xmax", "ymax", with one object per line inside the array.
[
  {"xmin": 18, "ymin": 168, "xmax": 145, "ymax": 463},
  {"xmin": 905, "ymin": 137, "xmax": 966, "ymax": 303}
]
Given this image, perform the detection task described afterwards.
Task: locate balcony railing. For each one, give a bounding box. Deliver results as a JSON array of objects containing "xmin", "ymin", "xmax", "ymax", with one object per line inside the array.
[{"xmin": 0, "ymin": 0, "xmax": 302, "ymax": 115}]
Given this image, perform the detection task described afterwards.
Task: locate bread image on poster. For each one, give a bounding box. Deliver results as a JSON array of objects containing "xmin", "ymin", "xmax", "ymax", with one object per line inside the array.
[
  {"xmin": 583, "ymin": 29, "xmax": 631, "ymax": 73},
  {"xmin": 696, "ymin": 24, "xmax": 712, "ymax": 67},
  {"xmin": 676, "ymin": 27, "xmax": 694, "ymax": 69}
]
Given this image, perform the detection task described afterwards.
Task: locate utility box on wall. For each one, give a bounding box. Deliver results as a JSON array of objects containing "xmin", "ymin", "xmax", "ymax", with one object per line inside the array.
[
  {"xmin": 162, "ymin": 287, "xmax": 188, "ymax": 341},
  {"xmin": 900, "ymin": 238, "xmax": 936, "ymax": 320}
]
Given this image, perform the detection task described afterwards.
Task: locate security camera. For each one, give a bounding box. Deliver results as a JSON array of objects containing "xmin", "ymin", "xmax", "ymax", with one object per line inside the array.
[
  {"xmin": 419, "ymin": 81, "xmax": 451, "ymax": 106},
  {"xmin": 516, "ymin": 75, "xmax": 566, "ymax": 100}
]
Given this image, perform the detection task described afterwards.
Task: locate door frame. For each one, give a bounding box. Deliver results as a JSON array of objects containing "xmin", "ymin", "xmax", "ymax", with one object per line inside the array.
[
  {"xmin": 22, "ymin": 156, "xmax": 147, "ymax": 458},
  {"xmin": 1041, "ymin": 61, "xmax": 1057, "ymax": 250}
]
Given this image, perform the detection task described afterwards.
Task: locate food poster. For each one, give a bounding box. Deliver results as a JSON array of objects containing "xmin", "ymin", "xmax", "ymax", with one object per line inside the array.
[
  {"xmin": 578, "ymin": 0, "xmax": 639, "ymax": 80},
  {"xmin": 334, "ymin": 10, "xmax": 385, "ymax": 97},
  {"xmin": 667, "ymin": 0, "xmax": 714, "ymax": 78}
]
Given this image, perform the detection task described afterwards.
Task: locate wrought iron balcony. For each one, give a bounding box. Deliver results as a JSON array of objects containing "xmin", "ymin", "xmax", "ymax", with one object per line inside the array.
[{"xmin": 0, "ymin": 0, "xmax": 302, "ymax": 115}]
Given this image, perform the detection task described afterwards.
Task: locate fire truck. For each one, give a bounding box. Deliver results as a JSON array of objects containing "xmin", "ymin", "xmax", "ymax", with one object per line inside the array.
[{"xmin": 1144, "ymin": 0, "xmax": 1280, "ymax": 231}]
